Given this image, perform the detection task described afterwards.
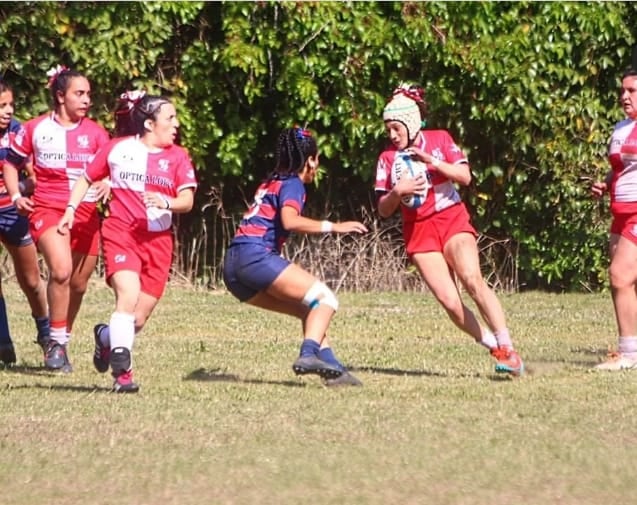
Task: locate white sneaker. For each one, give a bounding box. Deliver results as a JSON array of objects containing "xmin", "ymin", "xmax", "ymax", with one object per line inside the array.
[{"xmin": 594, "ymin": 352, "xmax": 637, "ymax": 371}]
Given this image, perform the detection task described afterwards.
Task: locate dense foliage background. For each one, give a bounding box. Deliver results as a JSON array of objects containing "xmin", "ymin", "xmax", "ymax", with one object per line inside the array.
[{"xmin": 2, "ymin": 1, "xmax": 636, "ymax": 291}]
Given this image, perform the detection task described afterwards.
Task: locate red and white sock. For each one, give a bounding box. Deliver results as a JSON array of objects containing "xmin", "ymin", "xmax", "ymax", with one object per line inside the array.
[{"xmin": 50, "ymin": 320, "xmax": 68, "ymax": 346}]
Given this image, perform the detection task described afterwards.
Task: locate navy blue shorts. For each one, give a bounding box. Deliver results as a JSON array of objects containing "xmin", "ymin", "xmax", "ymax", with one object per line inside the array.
[
  {"xmin": 0, "ymin": 206, "xmax": 32, "ymax": 247},
  {"xmin": 223, "ymin": 243, "xmax": 290, "ymax": 302}
]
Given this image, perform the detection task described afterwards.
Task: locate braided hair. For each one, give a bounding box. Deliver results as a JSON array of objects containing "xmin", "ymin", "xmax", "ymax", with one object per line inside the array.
[{"xmin": 270, "ymin": 127, "xmax": 317, "ymax": 178}]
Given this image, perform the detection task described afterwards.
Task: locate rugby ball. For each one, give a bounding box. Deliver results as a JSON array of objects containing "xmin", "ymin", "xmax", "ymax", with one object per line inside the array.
[{"xmin": 390, "ymin": 152, "xmax": 431, "ymax": 208}]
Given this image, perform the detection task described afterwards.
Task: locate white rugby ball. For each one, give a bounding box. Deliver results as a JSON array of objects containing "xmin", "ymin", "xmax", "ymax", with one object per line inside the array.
[{"xmin": 390, "ymin": 152, "xmax": 431, "ymax": 208}]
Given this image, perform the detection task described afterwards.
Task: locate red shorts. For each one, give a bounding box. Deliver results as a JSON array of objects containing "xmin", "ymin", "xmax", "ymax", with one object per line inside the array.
[
  {"xmin": 101, "ymin": 218, "xmax": 173, "ymax": 299},
  {"xmin": 30, "ymin": 202, "xmax": 100, "ymax": 256},
  {"xmin": 403, "ymin": 203, "xmax": 477, "ymax": 256},
  {"xmin": 610, "ymin": 212, "xmax": 637, "ymax": 245}
]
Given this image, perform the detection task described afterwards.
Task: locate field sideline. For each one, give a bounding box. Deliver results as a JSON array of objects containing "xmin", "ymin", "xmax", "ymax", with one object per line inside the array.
[{"xmin": 1, "ymin": 280, "xmax": 635, "ymax": 505}]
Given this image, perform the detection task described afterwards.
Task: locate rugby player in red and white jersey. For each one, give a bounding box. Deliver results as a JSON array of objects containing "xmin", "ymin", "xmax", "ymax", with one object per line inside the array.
[
  {"xmin": 592, "ymin": 68, "xmax": 637, "ymax": 370},
  {"xmin": 375, "ymin": 84, "xmax": 524, "ymax": 376},
  {"xmin": 58, "ymin": 91, "xmax": 198, "ymax": 392},
  {"xmin": 0, "ymin": 79, "xmax": 50, "ymax": 365},
  {"xmin": 3, "ymin": 66, "xmax": 110, "ymax": 372}
]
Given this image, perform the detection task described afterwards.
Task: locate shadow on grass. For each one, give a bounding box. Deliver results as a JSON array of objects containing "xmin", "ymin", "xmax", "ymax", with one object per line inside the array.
[
  {"xmin": 349, "ymin": 365, "xmax": 450, "ymax": 377},
  {"xmin": 0, "ymin": 363, "xmax": 59, "ymax": 376},
  {"xmin": 184, "ymin": 367, "xmax": 306, "ymax": 388},
  {"xmin": 524, "ymin": 347, "xmax": 608, "ymax": 369},
  {"xmin": 350, "ymin": 365, "xmax": 519, "ymax": 381},
  {"xmin": 3, "ymin": 383, "xmax": 112, "ymax": 393}
]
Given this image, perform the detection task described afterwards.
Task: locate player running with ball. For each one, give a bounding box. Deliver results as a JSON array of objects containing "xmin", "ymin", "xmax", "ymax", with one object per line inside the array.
[{"xmin": 374, "ymin": 84, "xmax": 524, "ymax": 376}]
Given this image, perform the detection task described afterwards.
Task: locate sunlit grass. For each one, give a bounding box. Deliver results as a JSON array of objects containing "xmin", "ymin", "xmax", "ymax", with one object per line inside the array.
[{"xmin": 1, "ymin": 281, "xmax": 634, "ymax": 505}]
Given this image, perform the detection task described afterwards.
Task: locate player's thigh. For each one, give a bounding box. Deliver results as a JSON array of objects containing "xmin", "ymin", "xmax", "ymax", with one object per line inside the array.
[
  {"xmin": 609, "ymin": 234, "xmax": 637, "ymax": 286},
  {"xmin": 267, "ymin": 262, "xmax": 319, "ymax": 303},
  {"xmin": 71, "ymin": 250, "xmax": 98, "ymax": 288},
  {"xmin": 5, "ymin": 241, "xmax": 39, "ymax": 273},
  {"xmin": 110, "ymin": 270, "xmax": 142, "ymax": 313},
  {"xmin": 37, "ymin": 227, "xmax": 73, "ymax": 277},
  {"xmin": 247, "ymin": 290, "xmax": 308, "ymax": 319},
  {"xmin": 411, "ymin": 251, "xmax": 461, "ymax": 304},
  {"xmin": 443, "ymin": 232, "xmax": 482, "ymax": 283}
]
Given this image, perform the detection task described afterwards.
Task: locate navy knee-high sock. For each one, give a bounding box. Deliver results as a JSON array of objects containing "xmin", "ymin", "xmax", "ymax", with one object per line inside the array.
[
  {"xmin": 0, "ymin": 298, "xmax": 12, "ymax": 345},
  {"xmin": 319, "ymin": 347, "xmax": 345, "ymax": 371},
  {"xmin": 299, "ymin": 339, "xmax": 320, "ymax": 357}
]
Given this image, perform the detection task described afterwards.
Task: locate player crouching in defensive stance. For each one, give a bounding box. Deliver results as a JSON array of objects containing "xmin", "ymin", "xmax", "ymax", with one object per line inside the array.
[
  {"xmin": 375, "ymin": 84, "xmax": 524, "ymax": 376},
  {"xmin": 223, "ymin": 126, "xmax": 367, "ymax": 387}
]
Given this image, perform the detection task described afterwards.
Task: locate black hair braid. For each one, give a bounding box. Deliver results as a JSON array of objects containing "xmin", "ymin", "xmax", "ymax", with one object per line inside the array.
[{"xmin": 269, "ymin": 127, "xmax": 318, "ymax": 179}]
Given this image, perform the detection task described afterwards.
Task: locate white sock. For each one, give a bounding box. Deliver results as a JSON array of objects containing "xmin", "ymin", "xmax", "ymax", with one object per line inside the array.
[
  {"xmin": 494, "ymin": 328, "xmax": 513, "ymax": 349},
  {"xmin": 618, "ymin": 336, "xmax": 637, "ymax": 358},
  {"xmin": 479, "ymin": 329, "xmax": 498, "ymax": 350},
  {"xmin": 109, "ymin": 312, "xmax": 136, "ymax": 352},
  {"xmin": 51, "ymin": 326, "xmax": 68, "ymax": 346}
]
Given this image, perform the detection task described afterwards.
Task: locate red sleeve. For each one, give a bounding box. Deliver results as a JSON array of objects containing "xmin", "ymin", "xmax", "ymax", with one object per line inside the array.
[{"xmin": 85, "ymin": 139, "xmax": 116, "ymax": 182}]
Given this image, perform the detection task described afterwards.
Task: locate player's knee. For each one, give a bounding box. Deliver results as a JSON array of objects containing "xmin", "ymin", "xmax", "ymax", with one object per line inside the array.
[{"xmin": 302, "ymin": 281, "xmax": 339, "ymax": 312}]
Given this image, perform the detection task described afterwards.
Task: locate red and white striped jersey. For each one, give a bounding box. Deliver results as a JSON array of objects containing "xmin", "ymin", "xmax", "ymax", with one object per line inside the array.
[
  {"xmin": 85, "ymin": 136, "xmax": 197, "ymax": 232},
  {"xmin": 375, "ymin": 130, "xmax": 467, "ymax": 222},
  {"xmin": 9, "ymin": 113, "xmax": 109, "ymax": 209},
  {"xmin": 609, "ymin": 118, "xmax": 637, "ymax": 214}
]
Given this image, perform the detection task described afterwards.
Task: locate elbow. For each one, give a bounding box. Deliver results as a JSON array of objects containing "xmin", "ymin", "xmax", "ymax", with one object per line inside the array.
[
  {"xmin": 377, "ymin": 206, "xmax": 393, "ymax": 219},
  {"xmin": 457, "ymin": 171, "xmax": 472, "ymax": 187}
]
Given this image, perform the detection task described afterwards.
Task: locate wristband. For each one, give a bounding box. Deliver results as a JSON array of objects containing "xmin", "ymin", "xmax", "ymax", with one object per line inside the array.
[
  {"xmin": 321, "ymin": 220, "xmax": 333, "ymax": 233},
  {"xmin": 431, "ymin": 158, "xmax": 441, "ymax": 168},
  {"xmin": 10, "ymin": 193, "xmax": 21, "ymax": 204},
  {"xmin": 66, "ymin": 203, "xmax": 77, "ymax": 212},
  {"xmin": 162, "ymin": 196, "xmax": 171, "ymax": 209}
]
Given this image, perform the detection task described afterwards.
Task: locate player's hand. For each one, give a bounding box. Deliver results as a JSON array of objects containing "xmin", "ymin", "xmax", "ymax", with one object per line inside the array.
[
  {"xmin": 143, "ymin": 191, "xmax": 169, "ymax": 209},
  {"xmin": 18, "ymin": 177, "xmax": 35, "ymax": 197},
  {"xmin": 334, "ymin": 221, "xmax": 368, "ymax": 234},
  {"xmin": 92, "ymin": 179, "xmax": 112, "ymax": 203},
  {"xmin": 591, "ymin": 181, "xmax": 607, "ymax": 199},
  {"xmin": 14, "ymin": 195, "xmax": 34, "ymax": 216},
  {"xmin": 404, "ymin": 146, "xmax": 438, "ymax": 166},
  {"xmin": 392, "ymin": 173, "xmax": 428, "ymax": 197},
  {"xmin": 57, "ymin": 208, "xmax": 75, "ymax": 235}
]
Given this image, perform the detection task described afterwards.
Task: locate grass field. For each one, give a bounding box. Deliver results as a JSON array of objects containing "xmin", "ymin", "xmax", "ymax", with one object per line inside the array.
[{"xmin": 1, "ymin": 280, "xmax": 635, "ymax": 505}]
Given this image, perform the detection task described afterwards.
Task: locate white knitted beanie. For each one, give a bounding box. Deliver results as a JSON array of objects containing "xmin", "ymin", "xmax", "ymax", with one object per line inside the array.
[{"xmin": 383, "ymin": 93, "xmax": 422, "ymax": 142}]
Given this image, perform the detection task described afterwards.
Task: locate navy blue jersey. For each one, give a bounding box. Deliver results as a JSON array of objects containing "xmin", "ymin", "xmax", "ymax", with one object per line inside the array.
[
  {"xmin": 231, "ymin": 175, "xmax": 306, "ymax": 253},
  {"xmin": 0, "ymin": 118, "xmax": 22, "ymax": 208}
]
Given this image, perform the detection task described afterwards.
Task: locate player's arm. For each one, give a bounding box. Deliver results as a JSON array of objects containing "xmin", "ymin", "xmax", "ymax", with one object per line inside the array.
[
  {"xmin": 377, "ymin": 189, "xmax": 402, "ymax": 218},
  {"xmin": 591, "ymin": 169, "xmax": 613, "ymax": 198},
  {"xmin": 3, "ymin": 157, "xmax": 24, "ymax": 201},
  {"xmin": 18, "ymin": 158, "xmax": 36, "ymax": 196},
  {"xmin": 377, "ymin": 171, "xmax": 428, "ymax": 218},
  {"xmin": 143, "ymin": 186, "xmax": 195, "ymax": 213},
  {"xmin": 280, "ymin": 205, "xmax": 367, "ymax": 234},
  {"xmin": 404, "ymin": 146, "xmax": 471, "ymax": 186},
  {"xmin": 57, "ymin": 174, "xmax": 91, "ymax": 234},
  {"xmin": 3, "ymin": 155, "xmax": 34, "ymax": 213},
  {"xmin": 435, "ymin": 160, "xmax": 471, "ymax": 186}
]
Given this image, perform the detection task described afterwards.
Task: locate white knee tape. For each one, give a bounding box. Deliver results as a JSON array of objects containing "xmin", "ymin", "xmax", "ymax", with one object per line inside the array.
[{"xmin": 302, "ymin": 281, "xmax": 339, "ymax": 312}]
